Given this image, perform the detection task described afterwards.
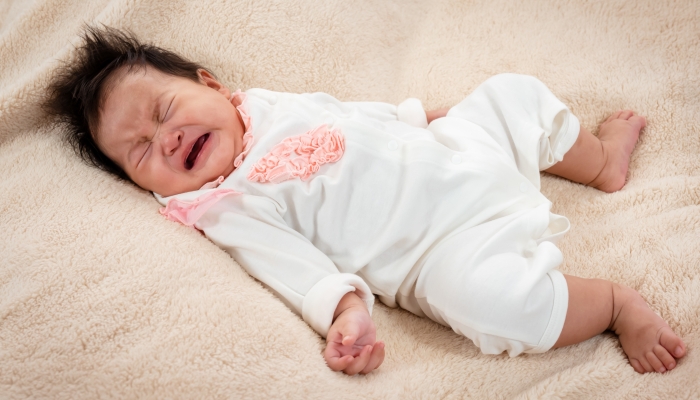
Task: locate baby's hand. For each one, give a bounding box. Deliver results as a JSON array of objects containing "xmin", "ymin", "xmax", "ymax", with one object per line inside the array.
[{"xmin": 324, "ymin": 293, "xmax": 385, "ymax": 375}]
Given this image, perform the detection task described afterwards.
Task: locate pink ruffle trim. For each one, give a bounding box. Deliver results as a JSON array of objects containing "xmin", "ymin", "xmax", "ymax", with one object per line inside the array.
[
  {"xmin": 159, "ymin": 189, "xmax": 239, "ymax": 226},
  {"xmin": 231, "ymin": 89, "xmax": 254, "ymax": 168},
  {"xmin": 247, "ymin": 124, "xmax": 345, "ymax": 184},
  {"xmin": 199, "ymin": 175, "xmax": 225, "ymax": 190}
]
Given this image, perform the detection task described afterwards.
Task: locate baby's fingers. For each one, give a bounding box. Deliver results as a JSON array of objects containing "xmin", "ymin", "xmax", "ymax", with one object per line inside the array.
[
  {"xmin": 341, "ymin": 334, "xmax": 358, "ymax": 347},
  {"xmin": 343, "ymin": 345, "xmax": 373, "ymax": 375},
  {"xmin": 360, "ymin": 341, "xmax": 385, "ymax": 374},
  {"xmin": 325, "ymin": 354, "xmax": 354, "ymax": 372}
]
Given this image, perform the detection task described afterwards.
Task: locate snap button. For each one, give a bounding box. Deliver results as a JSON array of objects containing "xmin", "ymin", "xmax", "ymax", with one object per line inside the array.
[
  {"xmin": 387, "ymin": 140, "xmax": 399, "ymax": 151},
  {"xmin": 520, "ymin": 182, "xmax": 528, "ymax": 193},
  {"xmin": 451, "ymin": 155, "xmax": 462, "ymax": 164}
]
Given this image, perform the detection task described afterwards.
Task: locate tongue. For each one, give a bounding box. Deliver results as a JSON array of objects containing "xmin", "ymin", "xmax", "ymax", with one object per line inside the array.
[{"xmin": 186, "ymin": 134, "xmax": 208, "ymax": 169}]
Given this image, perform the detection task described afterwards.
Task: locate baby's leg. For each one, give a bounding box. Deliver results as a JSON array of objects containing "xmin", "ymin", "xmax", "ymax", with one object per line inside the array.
[
  {"xmin": 545, "ymin": 111, "xmax": 646, "ymax": 192},
  {"xmin": 555, "ymin": 275, "xmax": 686, "ymax": 373}
]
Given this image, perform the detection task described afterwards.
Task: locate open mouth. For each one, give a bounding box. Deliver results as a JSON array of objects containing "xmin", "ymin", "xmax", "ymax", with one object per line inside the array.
[{"xmin": 185, "ymin": 133, "xmax": 210, "ymax": 170}]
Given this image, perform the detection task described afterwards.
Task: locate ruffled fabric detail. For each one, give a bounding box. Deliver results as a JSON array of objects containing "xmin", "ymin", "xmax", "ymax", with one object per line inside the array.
[
  {"xmin": 199, "ymin": 175, "xmax": 225, "ymax": 190},
  {"xmin": 230, "ymin": 89, "xmax": 255, "ymax": 168},
  {"xmin": 247, "ymin": 124, "xmax": 345, "ymax": 184},
  {"xmin": 159, "ymin": 189, "xmax": 239, "ymax": 226}
]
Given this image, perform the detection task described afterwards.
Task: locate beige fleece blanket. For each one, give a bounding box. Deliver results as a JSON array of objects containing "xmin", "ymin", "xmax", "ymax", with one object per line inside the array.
[{"xmin": 1, "ymin": 0, "xmax": 699, "ymax": 398}]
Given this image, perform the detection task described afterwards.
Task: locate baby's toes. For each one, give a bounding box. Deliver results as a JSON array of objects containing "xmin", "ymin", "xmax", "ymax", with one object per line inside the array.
[
  {"xmin": 645, "ymin": 351, "xmax": 667, "ymax": 373},
  {"xmin": 629, "ymin": 115, "xmax": 647, "ymax": 130},
  {"xmin": 638, "ymin": 356, "xmax": 655, "ymax": 373},
  {"xmin": 629, "ymin": 358, "xmax": 646, "ymax": 374},
  {"xmin": 619, "ymin": 110, "xmax": 634, "ymax": 120},
  {"xmin": 659, "ymin": 328, "xmax": 686, "ymax": 358},
  {"xmin": 633, "ymin": 356, "xmax": 655, "ymax": 373},
  {"xmin": 606, "ymin": 110, "xmax": 624, "ymax": 122},
  {"xmin": 653, "ymin": 344, "xmax": 677, "ymax": 371}
]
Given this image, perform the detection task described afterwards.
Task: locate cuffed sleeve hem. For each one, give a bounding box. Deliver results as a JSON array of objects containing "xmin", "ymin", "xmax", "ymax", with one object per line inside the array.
[
  {"xmin": 301, "ymin": 273, "xmax": 375, "ymax": 338},
  {"xmin": 528, "ymin": 269, "xmax": 569, "ymax": 353},
  {"xmin": 397, "ymin": 98, "xmax": 428, "ymax": 128},
  {"xmin": 552, "ymin": 112, "xmax": 580, "ymax": 163}
]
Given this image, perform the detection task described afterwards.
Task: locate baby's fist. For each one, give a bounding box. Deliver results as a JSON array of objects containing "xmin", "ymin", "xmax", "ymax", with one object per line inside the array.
[{"xmin": 324, "ymin": 293, "xmax": 385, "ymax": 375}]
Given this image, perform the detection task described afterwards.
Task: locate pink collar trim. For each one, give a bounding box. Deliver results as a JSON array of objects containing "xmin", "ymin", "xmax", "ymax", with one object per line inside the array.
[
  {"xmin": 231, "ymin": 89, "xmax": 254, "ymax": 168},
  {"xmin": 159, "ymin": 189, "xmax": 239, "ymax": 226},
  {"xmin": 197, "ymin": 89, "xmax": 254, "ymax": 191}
]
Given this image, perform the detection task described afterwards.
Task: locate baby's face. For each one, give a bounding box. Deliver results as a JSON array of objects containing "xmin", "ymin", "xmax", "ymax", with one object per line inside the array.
[{"xmin": 97, "ymin": 67, "xmax": 245, "ymax": 196}]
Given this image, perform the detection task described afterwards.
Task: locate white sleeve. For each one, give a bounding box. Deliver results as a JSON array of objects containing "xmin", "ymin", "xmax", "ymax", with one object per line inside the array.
[
  {"xmin": 298, "ymin": 92, "xmax": 428, "ymax": 128},
  {"xmin": 195, "ymin": 193, "xmax": 374, "ymax": 338}
]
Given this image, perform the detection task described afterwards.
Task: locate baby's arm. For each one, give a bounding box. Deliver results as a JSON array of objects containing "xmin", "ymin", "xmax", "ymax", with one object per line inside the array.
[
  {"xmin": 194, "ymin": 194, "xmax": 378, "ymax": 371},
  {"xmin": 324, "ymin": 292, "xmax": 385, "ymax": 375}
]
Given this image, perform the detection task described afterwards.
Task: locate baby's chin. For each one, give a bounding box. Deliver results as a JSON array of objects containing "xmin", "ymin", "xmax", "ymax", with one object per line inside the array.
[
  {"xmin": 159, "ymin": 176, "xmax": 226, "ymax": 198},
  {"xmin": 148, "ymin": 160, "xmax": 237, "ymax": 197},
  {"xmin": 150, "ymin": 179, "xmax": 205, "ymax": 198}
]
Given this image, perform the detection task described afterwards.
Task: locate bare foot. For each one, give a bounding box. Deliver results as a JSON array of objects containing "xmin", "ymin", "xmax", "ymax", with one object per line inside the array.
[
  {"xmin": 610, "ymin": 284, "xmax": 686, "ymax": 373},
  {"xmin": 589, "ymin": 110, "xmax": 646, "ymax": 192}
]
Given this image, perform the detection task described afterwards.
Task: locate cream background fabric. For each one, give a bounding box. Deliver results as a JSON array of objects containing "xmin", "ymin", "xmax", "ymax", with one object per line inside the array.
[{"xmin": 1, "ymin": 0, "xmax": 698, "ymax": 398}]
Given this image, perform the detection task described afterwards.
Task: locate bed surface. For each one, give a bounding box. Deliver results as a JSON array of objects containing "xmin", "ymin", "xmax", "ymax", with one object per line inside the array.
[{"xmin": 1, "ymin": 0, "xmax": 699, "ymax": 398}]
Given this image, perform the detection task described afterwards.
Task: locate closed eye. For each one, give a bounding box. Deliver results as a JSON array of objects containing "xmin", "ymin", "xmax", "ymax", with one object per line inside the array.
[
  {"xmin": 162, "ymin": 97, "xmax": 174, "ymax": 122},
  {"xmin": 137, "ymin": 141, "xmax": 151, "ymax": 167},
  {"xmin": 136, "ymin": 96, "xmax": 172, "ymax": 168}
]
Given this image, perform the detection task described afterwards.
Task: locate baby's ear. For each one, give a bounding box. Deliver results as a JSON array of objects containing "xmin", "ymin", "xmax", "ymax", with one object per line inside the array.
[{"xmin": 197, "ymin": 69, "xmax": 230, "ymax": 99}]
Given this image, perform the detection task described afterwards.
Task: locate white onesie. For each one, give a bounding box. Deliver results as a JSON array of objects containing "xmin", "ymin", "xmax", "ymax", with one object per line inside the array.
[{"xmin": 156, "ymin": 73, "xmax": 580, "ymax": 356}]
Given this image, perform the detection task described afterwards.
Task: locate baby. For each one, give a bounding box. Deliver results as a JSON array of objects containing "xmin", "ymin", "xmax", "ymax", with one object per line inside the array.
[{"xmin": 45, "ymin": 26, "xmax": 686, "ymax": 376}]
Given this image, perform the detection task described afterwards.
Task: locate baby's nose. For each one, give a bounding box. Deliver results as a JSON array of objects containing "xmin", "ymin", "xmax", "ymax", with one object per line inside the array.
[{"xmin": 160, "ymin": 130, "xmax": 183, "ymax": 155}]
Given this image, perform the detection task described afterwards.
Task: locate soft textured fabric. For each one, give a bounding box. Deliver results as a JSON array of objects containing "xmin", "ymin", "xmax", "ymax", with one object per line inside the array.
[{"xmin": 1, "ymin": 0, "xmax": 699, "ymax": 398}]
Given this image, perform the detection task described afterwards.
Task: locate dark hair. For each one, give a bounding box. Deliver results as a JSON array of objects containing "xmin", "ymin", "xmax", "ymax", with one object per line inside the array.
[{"xmin": 43, "ymin": 25, "xmax": 212, "ymax": 181}]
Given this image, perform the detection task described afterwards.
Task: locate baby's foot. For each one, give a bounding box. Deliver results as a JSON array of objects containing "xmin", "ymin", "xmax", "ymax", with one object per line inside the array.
[
  {"xmin": 611, "ymin": 285, "xmax": 686, "ymax": 373},
  {"xmin": 590, "ymin": 110, "xmax": 646, "ymax": 192}
]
